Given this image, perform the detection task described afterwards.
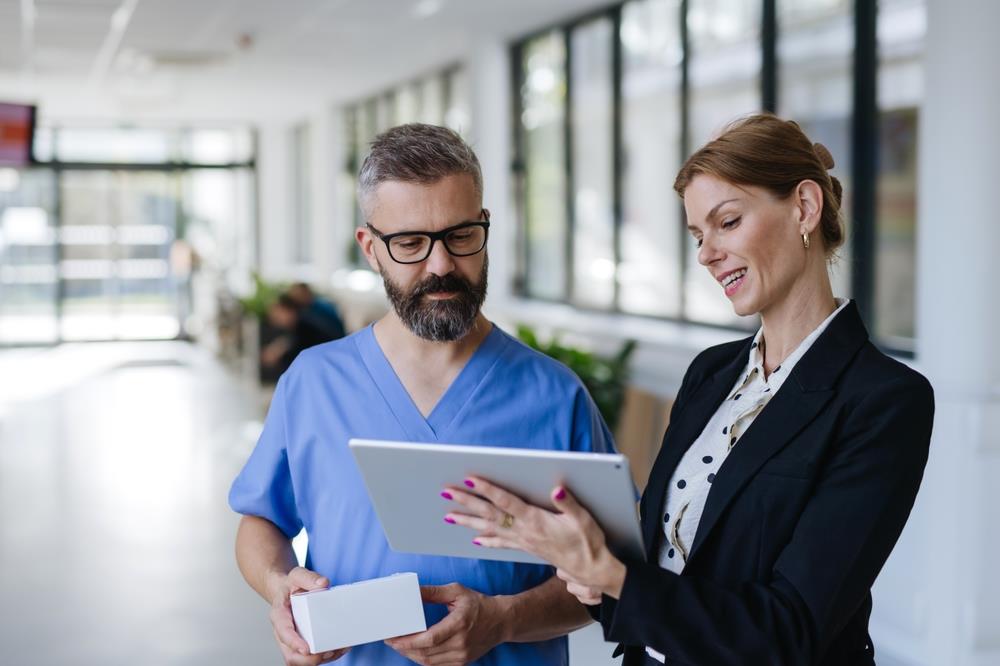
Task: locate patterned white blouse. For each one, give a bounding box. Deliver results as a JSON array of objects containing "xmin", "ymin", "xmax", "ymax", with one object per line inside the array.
[{"xmin": 646, "ymin": 297, "xmax": 848, "ymax": 664}]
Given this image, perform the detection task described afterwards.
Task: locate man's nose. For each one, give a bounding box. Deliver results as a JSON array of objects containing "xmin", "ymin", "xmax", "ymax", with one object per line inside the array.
[{"xmin": 424, "ymin": 239, "xmax": 457, "ymax": 276}]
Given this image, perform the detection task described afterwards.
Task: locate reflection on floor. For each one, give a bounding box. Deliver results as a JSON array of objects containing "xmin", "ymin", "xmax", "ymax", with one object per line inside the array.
[{"xmin": 0, "ymin": 342, "xmax": 619, "ymax": 665}]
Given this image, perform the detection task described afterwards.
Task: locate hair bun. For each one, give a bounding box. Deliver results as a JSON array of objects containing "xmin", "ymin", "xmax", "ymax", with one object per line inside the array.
[{"xmin": 813, "ymin": 142, "xmax": 835, "ymax": 170}]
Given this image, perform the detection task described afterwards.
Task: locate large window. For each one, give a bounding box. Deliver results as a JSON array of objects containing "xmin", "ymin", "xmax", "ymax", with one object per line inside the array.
[
  {"xmin": 619, "ymin": 0, "xmax": 683, "ymax": 318},
  {"xmin": 512, "ymin": 0, "xmax": 924, "ymax": 352},
  {"xmin": 339, "ymin": 65, "xmax": 471, "ymax": 270},
  {"xmin": 0, "ymin": 169, "xmax": 58, "ymax": 344},
  {"xmin": 777, "ymin": 0, "xmax": 854, "ymax": 300},
  {"xmin": 875, "ymin": 0, "xmax": 924, "ymax": 347},
  {"xmin": 0, "ymin": 125, "xmax": 256, "ymax": 345},
  {"xmin": 519, "ymin": 31, "xmax": 569, "ymax": 301},
  {"xmin": 571, "ymin": 17, "xmax": 617, "ymax": 309},
  {"xmin": 684, "ymin": 0, "xmax": 763, "ymax": 326}
]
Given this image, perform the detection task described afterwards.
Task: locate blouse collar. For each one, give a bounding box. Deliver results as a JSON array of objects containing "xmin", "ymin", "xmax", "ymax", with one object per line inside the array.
[{"xmin": 744, "ymin": 297, "xmax": 849, "ymax": 393}]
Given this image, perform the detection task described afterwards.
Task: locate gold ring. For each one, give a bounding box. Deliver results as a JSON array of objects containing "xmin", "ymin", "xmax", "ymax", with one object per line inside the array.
[{"xmin": 500, "ymin": 513, "xmax": 514, "ymax": 529}]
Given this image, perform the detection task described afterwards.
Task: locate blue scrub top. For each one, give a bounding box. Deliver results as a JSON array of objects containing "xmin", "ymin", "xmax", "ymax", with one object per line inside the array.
[{"xmin": 229, "ymin": 323, "xmax": 615, "ymax": 666}]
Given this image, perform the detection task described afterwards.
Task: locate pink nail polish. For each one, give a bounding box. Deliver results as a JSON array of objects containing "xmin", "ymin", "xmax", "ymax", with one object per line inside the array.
[
  {"xmin": 464, "ymin": 479, "xmax": 475, "ymax": 488},
  {"xmin": 444, "ymin": 516, "xmax": 456, "ymax": 524},
  {"xmin": 440, "ymin": 491, "xmax": 453, "ymax": 500},
  {"xmin": 472, "ymin": 539, "xmax": 482, "ymax": 546},
  {"xmin": 555, "ymin": 487, "xmax": 566, "ymax": 500}
]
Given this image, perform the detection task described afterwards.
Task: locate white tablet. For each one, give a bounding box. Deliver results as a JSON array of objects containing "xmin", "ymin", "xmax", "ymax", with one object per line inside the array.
[{"xmin": 349, "ymin": 438, "xmax": 645, "ymax": 565}]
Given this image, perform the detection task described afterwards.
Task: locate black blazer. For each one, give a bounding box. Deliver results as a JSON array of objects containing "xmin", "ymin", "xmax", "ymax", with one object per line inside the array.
[{"xmin": 596, "ymin": 300, "xmax": 934, "ymax": 666}]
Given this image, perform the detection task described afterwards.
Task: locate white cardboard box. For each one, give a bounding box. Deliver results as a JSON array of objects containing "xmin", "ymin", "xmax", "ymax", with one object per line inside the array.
[{"xmin": 290, "ymin": 572, "xmax": 426, "ymax": 654}]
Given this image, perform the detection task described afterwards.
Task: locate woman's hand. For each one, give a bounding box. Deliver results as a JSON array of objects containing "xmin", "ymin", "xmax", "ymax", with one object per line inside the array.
[{"xmin": 442, "ymin": 477, "xmax": 626, "ymax": 602}]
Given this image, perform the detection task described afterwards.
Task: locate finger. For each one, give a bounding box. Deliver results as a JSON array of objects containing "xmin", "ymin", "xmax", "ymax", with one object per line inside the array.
[
  {"xmin": 386, "ymin": 617, "xmax": 455, "ymax": 651},
  {"xmin": 273, "ymin": 627, "xmax": 316, "ymax": 664},
  {"xmin": 280, "ymin": 645, "xmax": 318, "ymax": 666},
  {"xmin": 470, "ymin": 534, "xmax": 522, "ymax": 552},
  {"xmin": 287, "ymin": 566, "xmax": 329, "ymax": 593},
  {"xmin": 555, "ymin": 567, "xmax": 588, "ymax": 586},
  {"xmin": 564, "ymin": 579, "xmax": 599, "ymax": 597},
  {"xmin": 422, "ymin": 636, "xmax": 467, "ymax": 661},
  {"xmin": 463, "ymin": 476, "xmax": 533, "ymax": 519},
  {"xmin": 274, "ymin": 628, "xmax": 300, "ymax": 662},
  {"xmin": 566, "ymin": 581, "xmax": 602, "ymax": 605},
  {"xmin": 550, "ymin": 485, "xmax": 588, "ymax": 521},
  {"xmin": 419, "ymin": 583, "xmax": 461, "ymax": 604},
  {"xmin": 317, "ymin": 647, "xmax": 350, "ymax": 663},
  {"xmin": 445, "ymin": 510, "xmax": 499, "ymax": 536},
  {"xmin": 271, "ymin": 604, "xmax": 311, "ymax": 655},
  {"xmin": 443, "ymin": 486, "xmax": 505, "ymax": 523},
  {"xmin": 385, "ymin": 647, "xmax": 427, "ymax": 664}
]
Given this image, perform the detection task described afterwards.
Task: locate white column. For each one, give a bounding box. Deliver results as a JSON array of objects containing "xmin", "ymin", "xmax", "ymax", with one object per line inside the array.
[
  {"xmin": 325, "ymin": 106, "xmax": 356, "ymax": 282},
  {"xmin": 255, "ymin": 121, "xmax": 292, "ymax": 280},
  {"xmin": 308, "ymin": 107, "xmax": 337, "ymax": 284},
  {"xmin": 468, "ymin": 36, "xmax": 514, "ymax": 307},
  {"xmin": 890, "ymin": 1, "xmax": 1000, "ymax": 664}
]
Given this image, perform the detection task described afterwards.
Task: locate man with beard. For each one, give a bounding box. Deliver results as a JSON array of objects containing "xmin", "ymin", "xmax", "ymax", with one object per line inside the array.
[{"xmin": 229, "ymin": 124, "xmax": 614, "ymax": 666}]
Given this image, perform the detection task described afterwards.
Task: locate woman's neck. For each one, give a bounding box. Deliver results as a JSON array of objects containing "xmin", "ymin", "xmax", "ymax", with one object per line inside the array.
[{"xmin": 759, "ymin": 278, "xmax": 837, "ymax": 373}]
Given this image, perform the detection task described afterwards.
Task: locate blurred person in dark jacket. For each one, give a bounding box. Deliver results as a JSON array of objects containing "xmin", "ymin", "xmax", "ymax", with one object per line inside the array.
[
  {"xmin": 261, "ymin": 293, "xmax": 342, "ymax": 378},
  {"xmin": 287, "ymin": 282, "xmax": 347, "ymax": 340}
]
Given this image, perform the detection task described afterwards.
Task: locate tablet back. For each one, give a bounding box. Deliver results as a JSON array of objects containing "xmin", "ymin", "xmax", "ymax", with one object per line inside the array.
[{"xmin": 349, "ymin": 438, "xmax": 645, "ymax": 565}]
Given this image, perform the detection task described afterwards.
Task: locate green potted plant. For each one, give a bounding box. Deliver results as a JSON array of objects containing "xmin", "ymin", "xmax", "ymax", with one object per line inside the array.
[
  {"xmin": 516, "ymin": 325, "xmax": 637, "ymax": 432},
  {"xmin": 238, "ymin": 273, "xmax": 290, "ymax": 382},
  {"xmin": 238, "ymin": 272, "xmax": 288, "ymax": 320}
]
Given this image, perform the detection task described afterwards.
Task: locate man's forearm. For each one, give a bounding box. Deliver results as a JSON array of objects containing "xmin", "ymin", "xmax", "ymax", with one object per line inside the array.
[
  {"xmin": 496, "ymin": 575, "xmax": 593, "ymax": 643},
  {"xmin": 235, "ymin": 514, "xmax": 298, "ymax": 603}
]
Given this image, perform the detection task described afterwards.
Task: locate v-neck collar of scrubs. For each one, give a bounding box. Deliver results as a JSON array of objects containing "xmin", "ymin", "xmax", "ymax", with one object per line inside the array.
[{"xmin": 355, "ymin": 322, "xmax": 508, "ymax": 441}]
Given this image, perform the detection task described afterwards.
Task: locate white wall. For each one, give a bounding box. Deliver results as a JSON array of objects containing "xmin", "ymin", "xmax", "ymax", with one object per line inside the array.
[{"xmin": 868, "ymin": 1, "xmax": 1000, "ymax": 665}]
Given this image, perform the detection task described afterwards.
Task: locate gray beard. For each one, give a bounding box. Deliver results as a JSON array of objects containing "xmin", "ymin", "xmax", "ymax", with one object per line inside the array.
[{"xmin": 380, "ymin": 256, "xmax": 488, "ymax": 342}]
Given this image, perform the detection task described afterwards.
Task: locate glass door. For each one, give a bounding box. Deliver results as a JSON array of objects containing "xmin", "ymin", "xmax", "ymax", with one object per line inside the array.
[
  {"xmin": 60, "ymin": 171, "xmax": 180, "ymax": 341},
  {"xmin": 0, "ymin": 169, "xmax": 59, "ymax": 344}
]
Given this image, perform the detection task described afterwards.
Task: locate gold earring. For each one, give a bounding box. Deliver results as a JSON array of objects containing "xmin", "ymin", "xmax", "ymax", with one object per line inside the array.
[{"xmin": 802, "ymin": 233, "xmax": 810, "ymax": 249}]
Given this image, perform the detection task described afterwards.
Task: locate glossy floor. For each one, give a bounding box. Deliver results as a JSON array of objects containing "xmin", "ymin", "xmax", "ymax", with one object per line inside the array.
[{"xmin": 0, "ymin": 342, "xmax": 618, "ymax": 665}]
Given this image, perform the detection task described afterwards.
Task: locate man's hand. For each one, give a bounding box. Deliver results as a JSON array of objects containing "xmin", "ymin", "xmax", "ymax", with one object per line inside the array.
[
  {"xmin": 260, "ymin": 337, "xmax": 292, "ymax": 368},
  {"xmin": 269, "ymin": 566, "xmax": 351, "ymax": 666},
  {"xmin": 384, "ymin": 583, "xmax": 509, "ymax": 666}
]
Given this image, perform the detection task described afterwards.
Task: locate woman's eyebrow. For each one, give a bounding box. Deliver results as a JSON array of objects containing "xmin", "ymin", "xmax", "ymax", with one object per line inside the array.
[
  {"xmin": 687, "ymin": 198, "xmax": 740, "ymax": 231},
  {"xmin": 705, "ymin": 198, "xmax": 740, "ymax": 221}
]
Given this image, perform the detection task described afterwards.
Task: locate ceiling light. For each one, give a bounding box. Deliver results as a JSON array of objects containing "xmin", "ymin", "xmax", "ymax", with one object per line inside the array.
[{"xmin": 412, "ymin": 0, "xmax": 445, "ymax": 19}]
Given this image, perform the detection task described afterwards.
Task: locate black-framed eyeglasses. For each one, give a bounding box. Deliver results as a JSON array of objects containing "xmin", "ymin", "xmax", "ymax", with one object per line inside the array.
[{"xmin": 367, "ymin": 210, "xmax": 490, "ymax": 264}]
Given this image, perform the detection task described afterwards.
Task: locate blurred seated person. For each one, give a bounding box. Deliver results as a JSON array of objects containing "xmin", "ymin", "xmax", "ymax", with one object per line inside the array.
[
  {"xmin": 287, "ymin": 282, "xmax": 347, "ymax": 340},
  {"xmin": 261, "ymin": 293, "xmax": 343, "ymax": 378}
]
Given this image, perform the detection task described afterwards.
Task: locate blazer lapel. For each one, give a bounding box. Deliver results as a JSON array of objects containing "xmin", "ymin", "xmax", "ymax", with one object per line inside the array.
[
  {"xmin": 641, "ymin": 343, "xmax": 750, "ymax": 559},
  {"xmin": 686, "ymin": 300, "xmax": 869, "ymax": 562}
]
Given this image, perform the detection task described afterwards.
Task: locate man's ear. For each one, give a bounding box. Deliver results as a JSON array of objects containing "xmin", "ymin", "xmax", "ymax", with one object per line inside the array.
[
  {"xmin": 355, "ymin": 226, "xmax": 381, "ymax": 272},
  {"xmin": 794, "ymin": 179, "xmax": 824, "ymax": 235}
]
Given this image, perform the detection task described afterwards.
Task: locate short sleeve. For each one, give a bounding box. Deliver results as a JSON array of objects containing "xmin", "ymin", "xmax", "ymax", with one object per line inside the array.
[
  {"xmin": 570, "ymin": 385, "xmax": 616, "ymax": 455},
  {"xmin": 228, "ymin": 375, "xmax": 303, "ymax": 539}
]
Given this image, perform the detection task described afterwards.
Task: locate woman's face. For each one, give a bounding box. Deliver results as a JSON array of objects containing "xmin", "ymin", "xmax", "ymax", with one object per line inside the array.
[{"xmin": 683, "ymin": 174, "xmax": 810, "ymax": 318}]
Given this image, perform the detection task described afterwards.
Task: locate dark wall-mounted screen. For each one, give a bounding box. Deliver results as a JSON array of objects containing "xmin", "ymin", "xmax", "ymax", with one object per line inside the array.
[{"xmin": 0, "ymin": 102, "xmax": 36, "ymax": 167}]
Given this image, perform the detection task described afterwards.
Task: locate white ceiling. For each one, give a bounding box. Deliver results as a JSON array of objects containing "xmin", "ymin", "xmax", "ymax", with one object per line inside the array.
[{"xmin": 0, "ymin": 0, "xmax": 613, "ymax": 123}]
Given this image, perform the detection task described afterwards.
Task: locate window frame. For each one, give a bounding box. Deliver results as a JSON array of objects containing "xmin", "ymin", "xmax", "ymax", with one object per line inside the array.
[
  {"xmin": 510, "ymin": 0, "xmax": 916, "ymax": 357},
  {"xmin": 339, "ymin": 63, "xmax": 470, "ymax": 270}
]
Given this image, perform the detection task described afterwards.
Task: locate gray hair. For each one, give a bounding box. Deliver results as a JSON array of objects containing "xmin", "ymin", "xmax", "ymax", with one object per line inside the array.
[{"xmin": 357, "ymin": 123, "xmax": 483, "ymax": 220}]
